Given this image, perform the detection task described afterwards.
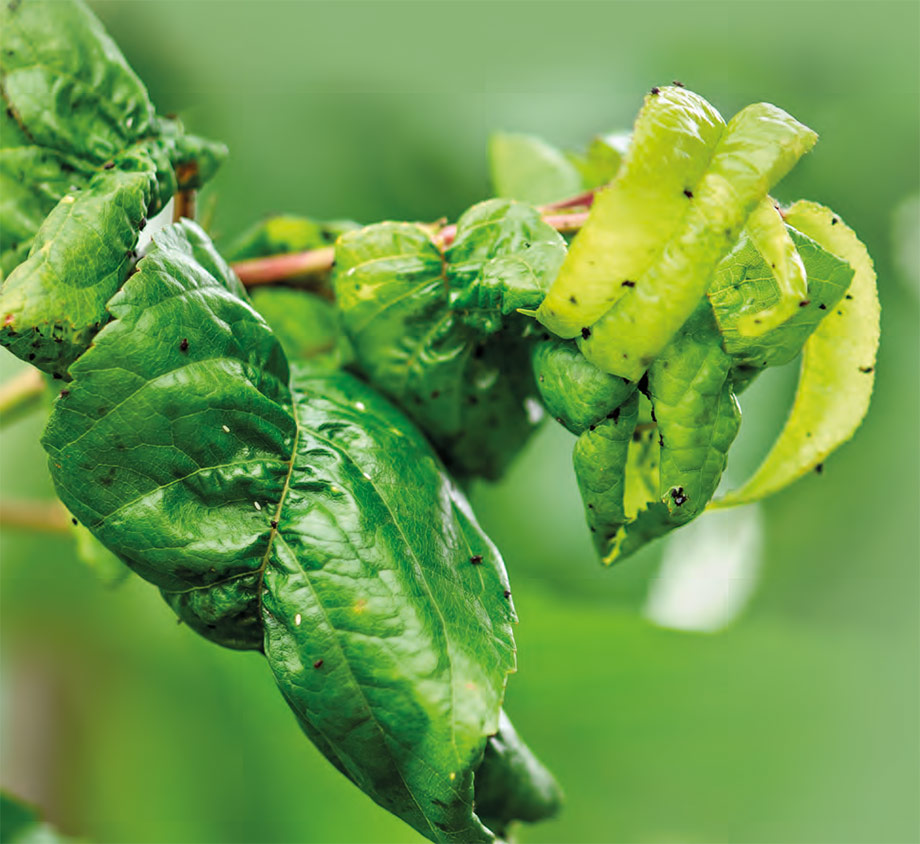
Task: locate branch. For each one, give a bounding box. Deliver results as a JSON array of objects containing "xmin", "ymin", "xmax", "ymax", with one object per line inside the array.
[
  {"xmin": 0, "ymin": 368, "xmax": 45, "ymax": 426},
  {"xmin": 0, "ymin": 499, "xmax": 71, "ymax": 534},
  {"xmin": 231, "ymin": 190, "xmax": 597, "ymax": 289}
]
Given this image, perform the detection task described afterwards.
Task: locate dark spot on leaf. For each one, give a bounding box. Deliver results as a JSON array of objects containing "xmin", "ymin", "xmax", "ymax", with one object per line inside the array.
[
  {"xmin": 503, "ymin": 590, "xmax": 511, "ymax": 599},
  {"xmin": 470, "ymin": 554, "xmax": 483, "ymax": 565},
  {"xmin": 71, "ymin": 518, "xmax": 78, "ymax": 526},
  {"xmin": 845, "ymin": 294, "xmax": 853, "ymax": 300},
  {"xmin": 179, "ymin": 338, "xmax": 189, "ymax": 352},
  {"xmin": 621, "ymin": 280, "xmax": 635, "ymax": 288},
  {"xmin": 859, "ymin": 366, "xmax": 874, "ymax": 373},
  {"xmin": 814, "ymin": 463, "xmax": 824, "ymax": 474},
  {"xmin": 799, "ymin": 300, "xmax": 810, "ymax": 307},
  {"xmin": 581, "ymin": 326, "xmax": 591, "ymax": 340},
  {"xmin": 683, "ymin": 189, "xmax": 693, "ymax": 199},
  {"xmin": 831, "ymin": 217, "xmax": 838, "ymax": 225},
  {"xmin": 103, "ymin": 161, "xmax": 115, "ymax": 170},
  {"xmin": 313, "ymin": 659, "xmax": 324, "ymax": 669},
  {"xmin": 651, "ymin": 86, "xmax": 660, "ymax": 95},
  {"xmin": 59, "ymin": 389, "xmax": 69, "ymax": 398},
  {"xmin": 569, "ymin": 295, "xmax": 577, "ymax": 304},
  {"xmin": 673, "ymin": 79, "xmax": 685, "ymax": 87},
  {"xmin": 608, "ymin": 407, "xmax": 621, "ymax": 423},
  {"xmin": 819, "ymin": 303, "xmax": 827, "ymax": 310},
  {"xmin": 270, "ymin": 520, "xmax": 278, "ymax": 529}
]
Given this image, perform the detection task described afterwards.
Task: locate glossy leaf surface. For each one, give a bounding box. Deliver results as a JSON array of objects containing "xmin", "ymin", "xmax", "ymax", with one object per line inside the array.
[{"xmin": 41, "ymin": 220, "xmax": 555, "ymax": 842}]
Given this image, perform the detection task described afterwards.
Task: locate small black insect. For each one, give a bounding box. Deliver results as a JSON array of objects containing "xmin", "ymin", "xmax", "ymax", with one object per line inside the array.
[
  {"xmin": 799, "ymin": 300, "xmax": 810, "ymax": 307},
  {"xmin": 673, "ymin": 80, "xmax": 685, "ymax": 88},
  {"xmin": 71, "ymin": 518, "xmax": 78, "ymax": 526},
  {"xmin": 588, "ymin": 424, "xmax": 596, "ymax": 431},
  {"xmin": 569, "ymin": 295, "xmax": 578, "ymax": 305},
  {"xmin": 313, "ymin": 659, "xmax": 324, "ymax": 669},
  {"xmin": 814, "ymin": 463, "xmax": 824, "ymax": 475},
  {"xmin": 818, "ymin": 303, "xmax": 827, "ymax": 310},
  {"xmin": 139, "ymin": 216, "xmax": 147, "ymax": 229},
  {"xmin": 103, "ymin": 161, "xmax": 115, "ymax": 170},
  {"xmin": 651, "ymin": 86, "xmax": 660, "ymax": 95},
  {"xmin": 179, "ymin": 338, "xmax": 189, "ymax": 352},
  {"xmin": 503, "ymin": 590, "xmax": 511, "ymax": 599},
  {"xmin": 831, "ymin": 217, "xmax": 838, "ymax": 225},
  {"xmin": 470, "ymin": 554, "xmax": 483, "ymax": 565},
  {"xmin": 270, "ymin": 519, "xmax": 279, "ymax": 529},
  {"xmin": 845, "ymin": 294, "xmax": 853, "ymax": 300},
  {"xmin": 683, "ymin": 189, "xmax": 693, "ymax": 199},
  {"xmin": 581, "ymin": 326, "xmax": 591, "ymax": 340},
  {"xmin": 859, "ymin": 366, "xmax": 874, "ymax": 373},
  {"xmin": 621, "ymin": 280, "xmax": 635, "ymax": 288},
  {"xmin": 608, "ymin": 407, "xmax": 621, "ymax": 423},
  {"xmin": 670, "ymin": 486, "xmax": 688, "ymax": 506},
  {"xmin": 59, "ymin": 389, "xmax": 70, "ymax": 398}
]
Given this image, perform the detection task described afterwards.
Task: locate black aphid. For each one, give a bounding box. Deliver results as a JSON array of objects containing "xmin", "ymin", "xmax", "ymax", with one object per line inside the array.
[
  {"xmin": 670, "ymin": 486, "xmax": 688, "ymax": 506},
  {"xmin": 581, "ymin": 326, "xmax": 591, "ymax": 340},
  {"xmin": 683, "ymin": 189, "xmax": 693, "ymax": 199},
  {"xmin": 621, "ymin": 280, "xmax": 635, "ymax": 287},
  {"xmin": 179, "ymin": 338, "xmax": 189, "ymax": 352},
  {"xmin": 470, "ymin": 554, "xmax": 483, "ymax": 565}
]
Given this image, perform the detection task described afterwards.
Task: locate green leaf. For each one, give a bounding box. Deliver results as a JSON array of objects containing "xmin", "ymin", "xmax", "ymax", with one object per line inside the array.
[
  {"xmin": 0, "ymin": 0, "xmax": 155, "ymax": 163},
  {"xmin": 0, "ymin": 792, "xmax": 71, "ymax": 843},
  {"xmin": 0, "ymin": 159, "xmax": 156, "ymax": 377},
  {"xmin": 489, "ymin": 132, "xmax": 583, "ymax": 205},
  {"xmin": 536, "ymin": 87, "xmax": 817, "ymax": 383},
  {"xmin": 472, "ymin": 711, "xmax": 564, "ymax": 838},
  {"xmin": 334, "ymin": 199, "xmax": 565, "ymax": 479},
  {"xmin": 715, "ymin": 202, "xmax": 879, "ymax": 506},
  {"xmin": 224, "ymin": 214, "xmax": 358, "ymax": 261},
  {"xmin": 567, "ymin": 132, "xmax": 629, "ymax": 190},
  {"xmin": 249, "ymin": 287, "xmax": 353, "ymax": 373},
  {"xmin": 537, "ymin": 86, "xmax": 726, "ymax": 339},
  {"xmin": 734, "ymin": 197, "xmax": 809, "ymax": 335},
  {"xmin": 708, "ymin": 223, "xmax": 854, "ymax": 368},
  {"xmin": 0, "ymin": 0, "xmax": 226, "ymax": 369},
  {"xmin": 532, "ymin": 338, "xmax": 634, "ymax": 435},
  {"xmin": 41, "ymin": 220, "xmax": 553, "ymax": 842}
]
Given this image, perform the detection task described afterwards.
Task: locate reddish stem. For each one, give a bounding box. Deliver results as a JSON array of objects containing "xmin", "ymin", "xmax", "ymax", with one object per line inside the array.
[{"xmin": 231, "ymin": 190, "xmax": 596, "ymax": 288}]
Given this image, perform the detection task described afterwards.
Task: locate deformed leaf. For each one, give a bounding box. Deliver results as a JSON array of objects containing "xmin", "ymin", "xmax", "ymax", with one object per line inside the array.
[
  {"xmin": 0, "ymin": 0, "xmax": 226, "ymax": 374},
  {"xmin": 578, "ymin": 99, "xmax": 817, "ymax": 380},
  {"xmin": 708, "ymin": 223, "xmax": 854, "ymax": 368},
  {"xmin": 0, "ymin": 160, "xmax": 156, "ymax": 376},
  {"xmin": 41, "ymin": 221, "xmax": 555, "ymax": 842},
  {"xmin": 715, "ymin": 201, "xmax": 879, "ymax": 506},
  {"xmin": 335, "ymin": 199, "xmax": 565, "ymax": 479}
]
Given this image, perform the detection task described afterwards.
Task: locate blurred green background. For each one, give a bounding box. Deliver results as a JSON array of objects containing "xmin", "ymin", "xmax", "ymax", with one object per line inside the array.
[{"xmin": 2, "ymin": 2, "xmax": 918, "ymax": 842}]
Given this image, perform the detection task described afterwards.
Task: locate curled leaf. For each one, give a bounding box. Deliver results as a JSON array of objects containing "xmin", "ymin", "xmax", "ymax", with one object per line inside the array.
[
  {"xmin": 715, "ymin": 201, "xmax": 879, "ymax": 506},
  {"xmin": 335, "ymin": 199, "xmax": 565, "ymax": 478}
]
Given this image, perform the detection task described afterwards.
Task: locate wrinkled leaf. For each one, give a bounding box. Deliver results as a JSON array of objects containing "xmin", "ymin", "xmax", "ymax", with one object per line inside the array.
[
  {"xmin": 489, "ymin": 133, "xmax": 582, "ymax": 205},
  {"xmin": 41, "ymin": 220, "xmax": 556, "ymax": 842},
  {"xmin": 578, "ymin": 99, "xmax": 817, "ymax": 380},
  {"xmin": 0, "ymin": 0, "xmax": 226, "ymax": 374},
  {"xmin": 715, "ymin": 202, "xmax": 879, "ymax": 506},
  {"xmin": 709, "ymin": 223, "xmax": 854, "ymax": 368},
  {"xmin": 335, "ymin": 198, "xmax": 565, "ymax": 479}
]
